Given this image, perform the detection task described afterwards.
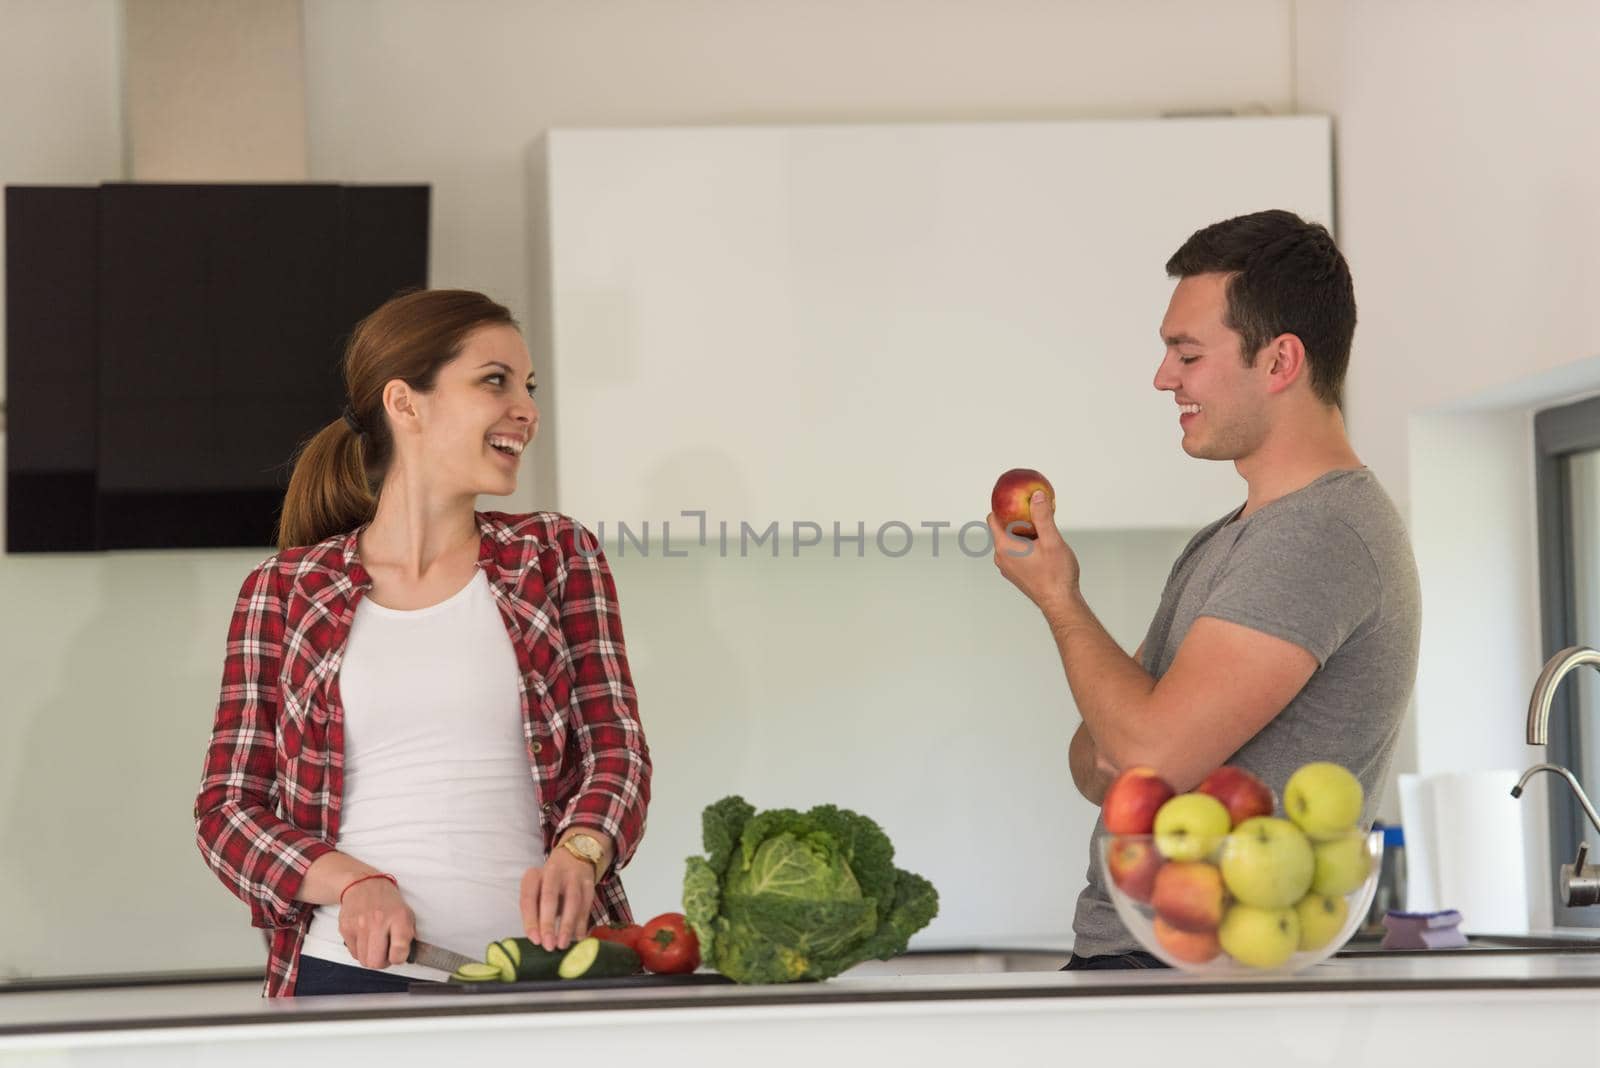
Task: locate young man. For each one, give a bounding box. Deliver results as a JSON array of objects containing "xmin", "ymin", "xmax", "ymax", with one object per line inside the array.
[{"xmin": 989, "ymin": 210, "xmax": 1421, "ymax": 969}]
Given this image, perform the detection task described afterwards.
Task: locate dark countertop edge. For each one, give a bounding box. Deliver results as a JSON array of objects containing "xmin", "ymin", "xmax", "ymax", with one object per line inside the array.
[
  {"xmin": 10, "ymin": 942, "xmax": 1600, "ymax": 996},
  {"xmin": 0, "ymin": 968, "xmax": 265, "ymax": 995},
  {"xmin": 0, "ymin": 947, "xmax": 1068, "ymax": 996},
  {"xmin": 6, "ymin": 973, "xmax": 1600, "ymax": 1040}
]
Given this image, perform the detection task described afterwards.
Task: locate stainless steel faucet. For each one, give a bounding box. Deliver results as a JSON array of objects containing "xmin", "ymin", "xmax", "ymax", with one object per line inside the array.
[
  {"xmin": 1514, "ymin": 645, "xmax": 1600, "ymax": 908},
  {"xmin": 1523, "ymin": 645, "xmax": 1600, "ymax": 746},
  {"xmin": 1511, "ymin": 764, "xmax": 1600, "ymax": 907}
]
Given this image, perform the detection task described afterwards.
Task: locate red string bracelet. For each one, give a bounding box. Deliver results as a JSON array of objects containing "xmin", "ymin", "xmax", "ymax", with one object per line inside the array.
[{"xmin": 339, "ymin": 872, "xmax": 397, "ymax": 906}]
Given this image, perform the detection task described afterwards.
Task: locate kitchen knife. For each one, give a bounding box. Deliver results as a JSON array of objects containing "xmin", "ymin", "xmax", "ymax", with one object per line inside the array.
[{"xmin": 406, "ymin": 939, "xmax": 478, "ymax": 973}]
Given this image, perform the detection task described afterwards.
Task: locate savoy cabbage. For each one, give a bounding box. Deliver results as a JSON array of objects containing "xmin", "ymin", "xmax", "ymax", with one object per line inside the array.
[{"xmin": 682, "ymin": 795, "xmax": 939, "ymax": 983}]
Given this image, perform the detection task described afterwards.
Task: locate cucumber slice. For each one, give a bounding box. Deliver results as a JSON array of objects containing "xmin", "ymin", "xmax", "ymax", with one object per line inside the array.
[
  {"xmin": 505, "ymin": 937, "xmax": 565, "ymax": 980},
  {"xmin": 449, "ymin": 962, "xmax": 505, "ymax": 984},
  {"xmin": 484, "ymin": 941, "xmax": 517, "ymax": 983},
  {"xmin": 558, "ymin": 937, "xmax": 642, "ymax": 980}
]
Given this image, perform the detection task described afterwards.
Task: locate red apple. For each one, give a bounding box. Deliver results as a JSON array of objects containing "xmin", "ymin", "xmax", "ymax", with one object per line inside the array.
[
  {"xmin": 1197, "ymin": 766, "xmax": 1275, "ymax": 829},
  {"xmin": 1153, "ymin": 916, "xmax": 1222, "ymax": 964},
  {"xmin": 1102, "ymin": 766, "xmax": 1177, "ymax": 835},
  {"xmin": 1106, "ymin": 836, "xmax": 1163, "ymax": 903},
  {"xmin": 1151, "ymin": 860, "xmax": 1225, "ymax": 934},
  {"xmin": 990, "ymin": 468, "xmax": 1056, "ymax": 539}
]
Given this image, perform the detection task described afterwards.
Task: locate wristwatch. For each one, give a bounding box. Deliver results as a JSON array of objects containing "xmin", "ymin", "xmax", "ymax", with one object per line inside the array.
[{"xmin": 561, "ymin": 832, "xmax": 605, "ymax": 878}]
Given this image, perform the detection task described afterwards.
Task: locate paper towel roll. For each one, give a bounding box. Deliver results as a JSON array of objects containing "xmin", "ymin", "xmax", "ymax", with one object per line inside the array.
[
  {"xmin": 1397, "ymin": 773, "xmax": 1439, "ymax": 912},
  {"xmin": 1402, "ymin": 770, "xmax": 1531, "ymax": 934}
]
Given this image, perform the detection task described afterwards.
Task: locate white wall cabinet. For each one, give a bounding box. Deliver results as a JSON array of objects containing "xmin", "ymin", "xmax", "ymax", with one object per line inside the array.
[{"xmin": 546, "ymin": 117, "xmax": 1332, "ymax": 535}]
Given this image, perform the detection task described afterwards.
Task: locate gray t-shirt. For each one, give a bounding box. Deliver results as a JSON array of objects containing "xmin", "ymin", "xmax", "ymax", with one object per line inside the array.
[{"xmin": 1070, "ymin": 467, "xmax": 1421, "ymax": 958}]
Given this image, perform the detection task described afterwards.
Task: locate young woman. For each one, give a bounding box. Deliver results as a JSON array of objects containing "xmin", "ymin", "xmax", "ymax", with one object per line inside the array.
[{"xmin": 195, "ymin": 289, "xmax": 651, "ymax": 997}]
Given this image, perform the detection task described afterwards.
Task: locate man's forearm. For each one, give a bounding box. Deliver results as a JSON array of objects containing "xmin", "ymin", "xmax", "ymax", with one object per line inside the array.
[{"xmin": 1046, "ymin": 592, "xmax": 1160, "ymax": 769}]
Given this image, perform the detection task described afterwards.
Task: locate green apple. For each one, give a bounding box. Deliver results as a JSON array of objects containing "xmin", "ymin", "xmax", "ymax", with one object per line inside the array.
[
  {"xmin": 1153, "ymin": 793, "xmax": 1232, "ymax": 862},
  {"xmin": 1218, "ymin": 904, "xmax": 1300, "ymax": 969},
  {"xmin": 1218, "ymin": 817, "xmax": 1315, "ymax": 908},
  {"xmin": 1311, "ymin": 833, "xmax": 1374, "ymax": 896},
  {"xmin": 1295, "ymin": 893, "xmax": 1349, "ymax": 952},
  {"xmin": 1284, "ymin": 762, "xmax": 1364, "ymax": 840}
]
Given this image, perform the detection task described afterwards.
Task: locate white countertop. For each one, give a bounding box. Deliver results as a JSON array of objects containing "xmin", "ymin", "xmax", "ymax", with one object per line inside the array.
[{"xmin": 6, "ymin": 952, "xmax": 1600, "ymax": 1068}]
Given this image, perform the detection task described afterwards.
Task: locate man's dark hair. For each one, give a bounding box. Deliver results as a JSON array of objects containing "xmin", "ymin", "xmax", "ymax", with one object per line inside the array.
[{"xmin": 1165, "ymin": 209, "xmax": 1356, "ymax": 408}]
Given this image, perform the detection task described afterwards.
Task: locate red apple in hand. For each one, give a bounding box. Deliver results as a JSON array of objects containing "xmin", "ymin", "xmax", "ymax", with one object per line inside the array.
[
  {"xmin": 1151, "ymin": 861, "xmax": 1225, "ymax": 934},
  {"xmin": 990, "ymin": 468, "xmax": 1056, "ymax": 539},
  {"xmin": 1106, "ymin": 836, "xmax": 1163, "ymax": 902},
  {"xmin": 1102, "ymin": 766, "xmax": 1176, "ymax": 835},
  {"xmin": 1197, "ymin": 766, "xmax": 1275, "ymax": 829}
]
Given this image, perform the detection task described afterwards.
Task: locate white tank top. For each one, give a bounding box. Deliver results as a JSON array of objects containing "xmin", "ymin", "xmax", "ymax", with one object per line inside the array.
[{"xmin": 302, "ymin": 568, "xmax": 545, "ymax": 979}]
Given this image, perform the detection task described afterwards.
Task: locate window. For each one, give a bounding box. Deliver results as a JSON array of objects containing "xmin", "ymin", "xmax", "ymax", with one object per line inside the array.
[{"xmin": 1534, "ymin": 393, "xmax": 1600, "ymax": 927}]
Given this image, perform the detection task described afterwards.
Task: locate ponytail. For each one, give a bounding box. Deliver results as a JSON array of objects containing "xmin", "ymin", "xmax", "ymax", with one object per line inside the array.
[{"xmin": 275, "ymin": 418, "xmax": 376, "ymax": 550}]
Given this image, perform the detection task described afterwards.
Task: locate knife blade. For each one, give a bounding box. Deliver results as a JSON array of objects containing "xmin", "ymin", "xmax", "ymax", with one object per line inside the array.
[{"xmin": 407, "ymin": 939, "xmax": 478, "ymax": 973}]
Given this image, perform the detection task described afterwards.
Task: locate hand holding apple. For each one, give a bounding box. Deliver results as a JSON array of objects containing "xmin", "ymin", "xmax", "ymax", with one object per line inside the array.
[
  {"xmin": 990, "ymin": 468, "xmax": 1055, "ymax": 539},
  {"xmin": 986, "ymin": 471, "xmax": 1079, "ymax": 620}
]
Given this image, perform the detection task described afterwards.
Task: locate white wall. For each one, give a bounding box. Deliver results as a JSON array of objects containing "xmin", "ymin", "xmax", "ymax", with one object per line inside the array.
[
  {"xmin": 543, "ymin": 118, "xmax": 1330, "ymax": 532},
  {"xmin": 1, "ymin": 0, "xmax": 1292, "ymax": 976},
  {"xmin": 301, "ymin": 0, "xmax": 1292, "ymax": 351},
  {"xmin": 609, "ymin": 529, "xmax": 1193, "ymax": 949},
  {"xmin": 1299, "ymin": 0, "xmax": 1600, "ymax": 508},
  {"xmin": 300, "ymin": 0, "xmax": 1294, "ymax": 510}
]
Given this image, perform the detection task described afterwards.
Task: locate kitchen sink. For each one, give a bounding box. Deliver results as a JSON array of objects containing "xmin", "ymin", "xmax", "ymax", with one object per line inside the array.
[
  {"xmin": 846, "ymin": 949, "xmax": 1070, "ymax": 976},
  {"xmin": 848, "ymin": 933, "xmax": 1600, "ymax": 976},
  {"xmin": 1337, "ymin": 932, "xmax": 1600, "ymax": 957}
]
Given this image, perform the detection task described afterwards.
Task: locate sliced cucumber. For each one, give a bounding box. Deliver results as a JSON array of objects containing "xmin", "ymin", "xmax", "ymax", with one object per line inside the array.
[
  {"xmin": 558, "ymin": 937, "xmax": 642, "ymax": 980},
  {"xmin": 501, "ymin": 937, "xmax": 565, "ymax": 980},
  {"xmin": 484, "ymin": 941, "xmax": 517, "ymax": 983},
  {"xmin": 449, "ymin": 961, "xmax": 505, "ymax": 984}
]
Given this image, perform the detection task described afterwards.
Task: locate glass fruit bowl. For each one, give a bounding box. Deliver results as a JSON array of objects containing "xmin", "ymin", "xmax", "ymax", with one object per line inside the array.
[{"xmin": 1098, "ymin": 826, "xmax": 1382, "ymax": 975}]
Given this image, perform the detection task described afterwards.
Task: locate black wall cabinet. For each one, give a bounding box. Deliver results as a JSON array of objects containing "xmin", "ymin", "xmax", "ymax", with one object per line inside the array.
[{"xmin": 5, "ymin": 183, "xmax": 428, "ymax": 552}]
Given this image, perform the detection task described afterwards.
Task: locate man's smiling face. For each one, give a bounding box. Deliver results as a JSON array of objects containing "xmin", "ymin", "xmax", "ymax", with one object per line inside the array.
[{"xmin": 1153, "ymin": 273, "xmax": 1272, "ymax": 463}]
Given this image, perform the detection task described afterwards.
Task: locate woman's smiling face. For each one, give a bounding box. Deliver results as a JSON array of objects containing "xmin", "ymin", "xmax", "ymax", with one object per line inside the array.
[{"xmin": 394, "ymin": 323, "xmax": 539, "ymax": 498}]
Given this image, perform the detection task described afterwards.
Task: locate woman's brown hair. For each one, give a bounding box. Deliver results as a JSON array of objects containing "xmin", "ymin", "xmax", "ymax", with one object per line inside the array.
[{"xmin": 275, "ymin": 289, "xmax": 518, "ymax": 550}]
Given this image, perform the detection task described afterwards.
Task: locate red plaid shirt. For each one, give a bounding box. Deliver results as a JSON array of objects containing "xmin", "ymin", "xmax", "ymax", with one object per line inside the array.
[{"xmin": 195, "ymin": 511, "xmax": 651, "ymax": 997}]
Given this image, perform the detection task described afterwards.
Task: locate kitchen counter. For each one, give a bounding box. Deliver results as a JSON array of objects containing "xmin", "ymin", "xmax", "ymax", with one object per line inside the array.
[{"xmin": 4, "ymin": 951, "xmax": 1600, "ymax": 1067}]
